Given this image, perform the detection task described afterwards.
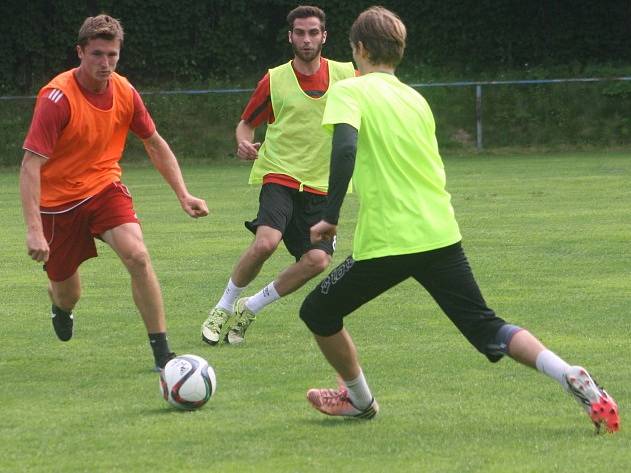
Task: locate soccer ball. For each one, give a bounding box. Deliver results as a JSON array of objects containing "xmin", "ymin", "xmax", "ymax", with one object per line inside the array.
[{"xmin": 159, "ymin": 354, "xmax": 217, "ymax": 410}]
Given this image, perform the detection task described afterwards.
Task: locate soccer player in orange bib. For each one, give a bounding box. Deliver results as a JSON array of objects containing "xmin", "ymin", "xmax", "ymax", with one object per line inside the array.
[{"xmin": 20, "ymin": 15, "xmax": 208, "ymax": 371}]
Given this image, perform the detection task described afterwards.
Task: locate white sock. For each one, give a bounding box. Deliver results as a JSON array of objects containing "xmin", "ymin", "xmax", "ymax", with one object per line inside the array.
[
  {"xmin": 245, "ymin": 282, "xmax": 280, "ymax": 314},
  {"xmin": 535, "ymin": 349, "xmax": 571, "ymax": 390},
  {"xmin": 343, "ymin": 371, "xmax": 373, "ymax": 410},
  {"xmin": 216, "ymin": 278, "xmax": 245, "ymax": 312}
]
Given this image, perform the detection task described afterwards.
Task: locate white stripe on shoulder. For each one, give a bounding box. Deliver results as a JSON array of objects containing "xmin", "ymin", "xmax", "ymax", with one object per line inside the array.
[
  {"xmin": 22, "ymin": 147, "xmax": 50, "ymax": 160},
  {"xmin": 52, "ymin": 90, "xmax": 64, "ymax": 103},
  {"xmin": 46, "ymin": 89, "xmax": 64, "ymax": 103}
]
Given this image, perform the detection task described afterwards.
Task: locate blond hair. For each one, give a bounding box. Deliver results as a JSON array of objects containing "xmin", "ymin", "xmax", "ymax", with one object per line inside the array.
[
  {"xmin": 350, "ymin": 6, "xmax": 406, "ymax": 66},
  {"xmin": 77, "ymin": 14, "xmax": 124, "ymax": 47}
]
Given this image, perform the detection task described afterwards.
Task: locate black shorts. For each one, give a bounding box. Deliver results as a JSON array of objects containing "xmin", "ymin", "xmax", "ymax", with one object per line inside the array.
[
  {"xmin": 299, "ymin": 242, "xmax": 508, "ymax": 362},
  {"xmin": 245, "ymin": 183, "xmax": 335, "ymax": 261}
]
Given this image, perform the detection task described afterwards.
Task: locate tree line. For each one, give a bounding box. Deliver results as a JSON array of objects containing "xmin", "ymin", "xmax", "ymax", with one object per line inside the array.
[{"xmin": 1, "ymin": 0, "xmax": 629, "ymax": 93}]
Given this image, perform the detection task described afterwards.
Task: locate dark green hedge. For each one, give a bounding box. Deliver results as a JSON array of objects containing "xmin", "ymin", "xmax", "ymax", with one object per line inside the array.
[{"xmin": 1, "ymin": 0, "xmax": 630, "ymax": 93}]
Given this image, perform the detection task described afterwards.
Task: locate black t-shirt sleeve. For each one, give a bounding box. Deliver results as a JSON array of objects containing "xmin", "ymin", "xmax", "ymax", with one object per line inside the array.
[{"xmin": 323, "ymin": 123, "xmax": 358, "ymax": 224}]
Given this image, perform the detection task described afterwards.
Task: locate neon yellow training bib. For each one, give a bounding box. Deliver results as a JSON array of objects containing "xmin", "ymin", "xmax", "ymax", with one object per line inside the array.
[
  {"xmin": 249, "ymin": 59, "xmax": 355, "ymax": 192},
  {"xmin": 322, "ymin": 73, "xmax": 462, "ymax": 260}
]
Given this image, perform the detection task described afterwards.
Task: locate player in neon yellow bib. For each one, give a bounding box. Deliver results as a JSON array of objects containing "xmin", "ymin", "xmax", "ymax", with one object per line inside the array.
[
  {"xmin": 299, "ymin": 7, "xmax": 619, "ymax": 434},
  {"xmin": 323, "ymin": 69, "xmax": 461, "ymax": 260},
  {"xmin": 201, "ymin": 6, "xmax": 355, "ymax": 346},
  {"xmin": 249, "ymin": 59, "xmax": 354, "ymax": 193}
]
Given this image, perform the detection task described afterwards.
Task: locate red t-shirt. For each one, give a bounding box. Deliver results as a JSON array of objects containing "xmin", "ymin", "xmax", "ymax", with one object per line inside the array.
[{"xmin": 23, "ymin": 72, "xmax": 155, "ymax": 159}]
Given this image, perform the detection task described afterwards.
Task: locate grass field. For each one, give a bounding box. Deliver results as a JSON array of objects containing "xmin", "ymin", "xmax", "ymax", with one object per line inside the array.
[{"xmin": 1, "ymin": 152, "xmax": 629, "ymax": 472}]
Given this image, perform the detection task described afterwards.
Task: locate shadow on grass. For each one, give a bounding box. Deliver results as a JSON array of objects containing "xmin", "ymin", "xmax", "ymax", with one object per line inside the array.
[
  {"xmin": 136, "ymin": 406, "xmax": 218, "ymax": 416},
  {"xmin": 137, "ymin": 406, "xmax": 178, "ymax": 416},
  {"xmin": 301, "ymin": 417, "xmax": 381, "ymax": 428}
]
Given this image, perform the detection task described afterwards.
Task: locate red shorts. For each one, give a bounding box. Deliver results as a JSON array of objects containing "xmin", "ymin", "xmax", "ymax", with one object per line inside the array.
[{"xmin": 41, "ymin": 182, "xmax": 139, "ymax": 281}]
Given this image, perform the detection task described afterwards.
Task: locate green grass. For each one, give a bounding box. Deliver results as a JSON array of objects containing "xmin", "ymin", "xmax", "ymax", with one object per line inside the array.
[{"xmin": 1, "ymin": 152, "xmax": 629, "ymax": 472}]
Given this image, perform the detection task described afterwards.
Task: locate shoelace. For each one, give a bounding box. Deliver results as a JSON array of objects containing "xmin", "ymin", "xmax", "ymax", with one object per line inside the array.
[
  {"xmin": 207, "ymin": 310, "xmax": 227, "ymax": 329},
  {"xmin": 234, "ymin": 311, "xmax": 255, "ymax": 330},
  {"xmin": 317, "ymin": 388, "xmax": 350, "ymax": 406}
]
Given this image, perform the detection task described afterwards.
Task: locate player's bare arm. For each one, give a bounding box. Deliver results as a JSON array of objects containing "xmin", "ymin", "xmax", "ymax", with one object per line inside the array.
[
  {"xmin": 142, "ymin": 131, "xmax": 209, "ymax": 218},
  {"xmin": 235, "ymin": 120, "xmax": 261, "ymax": 161},
  {"xmin": 19, "ymin": 151, "xmax": 49, "ymax": 262}
]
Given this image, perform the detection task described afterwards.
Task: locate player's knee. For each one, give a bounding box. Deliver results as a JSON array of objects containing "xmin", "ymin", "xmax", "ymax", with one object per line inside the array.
[
  {"xmin": 299, "ymin": 292, "xmax": 343, "ymax": 336},
  {"xmin": 299, "ymin": 297, "xmax": 321, "ymax": 334},
  {"xmin": 51, "ymin": 288, "xmax": 80, "ymax": 310},
  {"xmin": 49, "ymin": 279, "xmax": 81, "ymax": 309},
  {"xmin": 302, "ymin": 250, "xmax": 331, "ymax": 275},
  {"xmin": 250, "ymin": 237, "xmax": 279, "ymax": 260},
  {"xmin": 121, "ymin": 247, "xmax": 152, "ymax": 272},
  {"xmin": 484, "ymin": 324, "xmax": 523, "ymax": 362}
]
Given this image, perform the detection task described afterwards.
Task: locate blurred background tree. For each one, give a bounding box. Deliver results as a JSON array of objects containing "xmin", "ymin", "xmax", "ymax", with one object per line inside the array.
[{"xmin": 1, "ymin": 0, "xmax": 629, "ymax": 93}]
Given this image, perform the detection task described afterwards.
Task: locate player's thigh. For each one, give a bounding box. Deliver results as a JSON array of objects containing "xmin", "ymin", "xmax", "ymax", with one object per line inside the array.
[
  {"xmin": 412, "ymin": 243, "xmax": 504, "ymax": 350},
  {"xmin": 89, "ymin": 182, "xmax": 140, "ymax": 236},
  {"xmin": 285, "ymin": 191, "xmax": 333, "ymax": 260},
  {"xmin": 42, "ymin": 208, "xmax": 97, "ymax": 282},
  {"xmin": 245, "ymin": 184, "xmax": 295, "ymax": 235},
  {"xmin": 300, "ymin": 255, "xmax": 410, "ymax": 336}
]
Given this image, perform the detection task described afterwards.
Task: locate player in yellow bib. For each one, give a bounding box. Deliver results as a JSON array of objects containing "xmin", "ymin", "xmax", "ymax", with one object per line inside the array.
[
  {"xmin": 201, "ymin": 6, "xmax": 355, "ymax": 345},
  {"xmin": 299, "ymin": 7, "xmax": 619, "ymax": 434}
]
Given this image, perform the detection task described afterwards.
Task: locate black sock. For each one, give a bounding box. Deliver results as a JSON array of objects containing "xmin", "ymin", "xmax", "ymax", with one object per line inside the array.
[
  {"xmin": 148, "ymin": 332, "xmax": 174, "ymax": 368},
  {"xmin": 52, "ymin": 304, "xmax": 72, "ymax": 316}
]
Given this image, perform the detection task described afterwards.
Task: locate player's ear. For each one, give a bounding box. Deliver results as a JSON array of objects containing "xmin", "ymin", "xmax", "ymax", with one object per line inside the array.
[
  {"xmin": 288, "ymin": 30, "xmax": 293, "ymax": 44},
  {"xmin": 356, "ymin": 41, "xmax": 366, "ymax": 57},
  {"xmin": 76, "ymin": 45, "xmax": 83, "ymax": 60},
  {"xmin": 322, "ymin": 30, "xmax": 327, "ymax": 44}
]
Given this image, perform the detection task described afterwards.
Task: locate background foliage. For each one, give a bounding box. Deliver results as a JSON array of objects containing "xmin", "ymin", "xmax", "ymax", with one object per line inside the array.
[
  {"xmin": 1, "ymin": 1, "xmax": 630, "ymax": 164},
  {"xmin": 1, "ymin": 0, "xmax": 630, "ymax": 93},
  {"xmin": 3, "ymin": 77, "xmax": 630, "ymax": 166}
]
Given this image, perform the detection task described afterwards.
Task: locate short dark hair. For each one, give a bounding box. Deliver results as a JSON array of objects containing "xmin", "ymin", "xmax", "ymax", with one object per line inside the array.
[
  {"xmin": 77, "ymin": 14, "xmax": 124, "ymax": 47},
  {"xmin": 287, "ymin": 5, "xmax": 326, "ymax": 31},
  {"xmin": 350, "ymin": 7, "xmax": 406, "ymax": 67}
]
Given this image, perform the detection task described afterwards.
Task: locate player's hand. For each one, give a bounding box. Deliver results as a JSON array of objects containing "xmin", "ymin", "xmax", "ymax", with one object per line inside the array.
[
  {"xmin": 181, "ymin": 195, "xmax": 209, "ymax": 218},
  {"xmin": 236, "ymin": 140, "xmax": 261, "ymax": 161},
  {"xmin": 310, "ymin": 220, "xmax": 337, "ymax": 244},
  {"xmin": 26, "ymin": 229, "xmax": 49, "ymax": 262}
]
